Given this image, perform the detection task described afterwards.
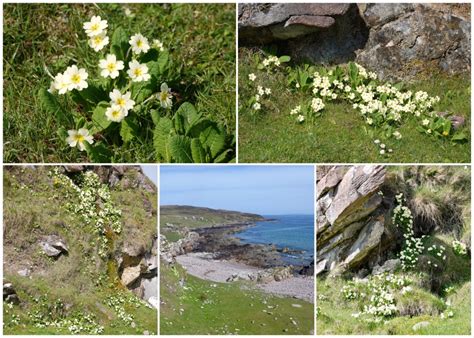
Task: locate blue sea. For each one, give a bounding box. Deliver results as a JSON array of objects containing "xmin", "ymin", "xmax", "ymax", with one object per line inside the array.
[{"xmin": 234, "ymin": 215, "xmax": 314, "ymax": 266}]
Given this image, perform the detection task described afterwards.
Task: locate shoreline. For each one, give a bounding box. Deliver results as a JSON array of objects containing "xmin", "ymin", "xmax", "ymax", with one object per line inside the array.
[{"xmin": 176, "ymin": 252, "xmax": 314, "ymax": 303}]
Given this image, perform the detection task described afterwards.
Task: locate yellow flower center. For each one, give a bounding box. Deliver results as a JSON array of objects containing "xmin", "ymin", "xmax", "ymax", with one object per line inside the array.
[
  {"xmin": 94, "ymin": 36, "xmax": 102, "ymax": 44},
  {"xmin": 443, "ymin": 131, "xmax": 449, "ymax": 136},
  {"xmin": 91, "ymin": 23, "xmax": 99, "ymax": 31},
  {"xmin": 137, "ymin": 40, "xmax": 143, "ymax": 47},
  {"xmin": 107, "ymin": 63, "xmax": 116, "ymax": 71},
  {"xmin": 160, "ymin": 92, "xmax": 169, "ymax": 101},
  {"xmin": 133, "ymin": 68, "xmax": 143, "ymax": 76},
  {"xmin": 117, "ymin": 98, "xmax": 126, "ymax": 106},
  {"xmin": 112, "ymin": 110, "xmax": 121, "ymax": 118},
  {"xmin": 71, "ymin": 74, "xmax": 81, "ymax": 84},
  {"xmin": 74, "ymin": 134, "xmax": 85, "ymax": 142}
]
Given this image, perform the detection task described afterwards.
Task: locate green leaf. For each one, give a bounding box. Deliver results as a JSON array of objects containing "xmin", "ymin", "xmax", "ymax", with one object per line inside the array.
[
  {"xmin": 190, "ymin": 138, "xmax": 207, "ymax": 163},
  {"xmin": 157, "ymin": 50, "xmax": 169, "ymax": 73},
  {"xmin": 120, "ymin": 117, "xmax": 138, "ymax": 143},
  {"xmin": 214, "ymin": 149, "xmax": 233, "ymax": 163},
  {"xmin": 169, "ymin": 135, "xmax": 193, "ymax": 163},
  {"xmin": 176, "ymin": 102, "xmax": 200, "ymax": 131},
  {"xmin": 85, "ymin": 142, "xmax": 112, "ymax": 163},
  {"xmin": 451, "ymin": 131, "xmax": 468, "ymax": 143},
  {"xmin": 76, "ymin": 84, "xmax": 108, "ymax": 106},
  {"xmin": 199, "ymin": 124, "xmax": 226, "ymax": 159},
  {"xmin": 153, "ymin": 117, "xmax": 173, "ymax": 162},
  {"xmin": 139, "ymin": 49, "xmax": 159, "ymax": 63},
  {"xmin": 187, "ymin": 119, "xmax": 214, "ymax": 138},
  {"xmin": 150, "ymin": 109, "xmax": 160, "ymax": 125},
  {"xmin": 131, "ymin": 81, "xmax": 154, "ymax": 104},
  {"xmin": 57, "ymin": 127, "xmax": 68, "ymax": 140},
  {"xmin": 110, "ymin": 27, "xmax": 129, "ymax": 60},
  {"xmin": 38, "ymin": 88, "xmax": 70, "ymax": 125},
  {"xmin": 279, "ymin": 55, "xmax": 291, "ymax": 63},
  {"xmin": 91, "ymin": 102, "xmax": 111, "ymax": 133}
]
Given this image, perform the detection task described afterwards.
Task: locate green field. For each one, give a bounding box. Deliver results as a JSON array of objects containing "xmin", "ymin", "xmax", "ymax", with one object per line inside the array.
[
  {"xmin": 238, "ymin": 48, "xmax": 470, "ymax": 163},
  {"xmin": 3, "ymin": 3, "xmax": 235, "ymax": 163},
  {"xmin": 160, "ymin": 263, "xmax": 314, "ymax": 335}
]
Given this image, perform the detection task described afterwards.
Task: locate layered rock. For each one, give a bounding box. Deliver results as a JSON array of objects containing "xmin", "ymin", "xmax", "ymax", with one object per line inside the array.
[
  {"xmin": 239, "ymin": 3, "xmax": 470, "ymax": 79},
  {"xmin": 317, "ymin": 165, "xmax": 396, "ymax": 276}
]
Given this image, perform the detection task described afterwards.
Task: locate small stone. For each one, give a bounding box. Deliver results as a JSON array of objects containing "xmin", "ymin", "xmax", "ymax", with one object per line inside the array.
[
  {"xmin": 291, "ymin": 304, "xmax": 302, "ymax": 308},
  {"xmin": 413, "ymin": 321, "xmax": 430, "ymax": 331}
]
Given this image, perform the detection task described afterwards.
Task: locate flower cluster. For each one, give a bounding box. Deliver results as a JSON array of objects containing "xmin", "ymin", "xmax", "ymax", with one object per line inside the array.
[
  {"xmin": 452, "ymin": 240, "xmax": 467, "ymax": 256},
  {"xmin": 249, "ymin": 83, "xmax": 272, "ymax": 111},
  {"xmin": 46, "ymin": 15, "xmax": 172, "ymax": 153},
  {"xmin": 427, "ymin": 244, "xmax": 447, "ymax": 267},
  {"xmin": 51, "ymin": 169, "xmax": 122, "ymax": 258},
  {"xmin": 261, "ymin": 55, "xmax": 281, "ymax": 69},
  {"xmin": 393, "ymin": 193, "xmax": 426, "ymax": 270},
  {"xmin": 341, "ymin": 282, "xmax": 359, "ymax": 300}
]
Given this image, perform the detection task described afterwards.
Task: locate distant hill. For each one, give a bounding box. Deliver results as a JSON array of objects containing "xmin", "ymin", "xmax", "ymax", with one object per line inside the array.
[{"xmin": 161, "ymin": 205, "xmax": 265, "ymax": 230}]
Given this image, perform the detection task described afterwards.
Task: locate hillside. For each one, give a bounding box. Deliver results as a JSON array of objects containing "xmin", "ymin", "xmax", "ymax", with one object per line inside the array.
[
  {"xmin": 3, "ymin": 166, "xmax": 158, "ymax": 334},
  {"xmin": 316, "ymin": 165, "xmax": 471, "ymax": 335},
  {"xmin": 161, "ymin": 205, "xmax": 266, "ymax": 242}
]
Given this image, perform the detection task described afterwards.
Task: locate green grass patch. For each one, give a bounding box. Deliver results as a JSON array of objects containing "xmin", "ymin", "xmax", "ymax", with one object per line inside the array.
[
  {"xmin": 4, "ymin": 3, "xmax": 235, "ymax": 162},
  {"xmin": 238, "ymin": 48, "xmax": 470, "ymax": 163},
  {"xmin": 161, "ymin": 262, "xmax": 314, "ymax": 334}
]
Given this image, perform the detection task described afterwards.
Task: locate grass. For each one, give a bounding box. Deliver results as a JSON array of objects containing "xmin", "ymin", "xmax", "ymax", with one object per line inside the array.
[
  {"xmin": 238, "ymin": 48, "xmax": 471, "ymax": 163},
  {"xmin": 3, "ymin": 3, "xmax": 235, "ymax": 163},
  {"xmin": 3, "ymin": 166, "xmax": 158, "ymax": 334},
  {"xmin": 160, "ymin": 262, "xmax": 314, "ymax": 335}
]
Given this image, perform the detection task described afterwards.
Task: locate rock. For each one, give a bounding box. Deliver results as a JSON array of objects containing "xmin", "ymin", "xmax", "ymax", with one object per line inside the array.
[
  {"xmin": 148, "ymin": 296, "xmax": 158, "ymax": 309},
  {"xmin": 300, "ymin": 260, "xmax": 314, "ymax": 276},
  {"xmin": 121, "ymin": 265, "xmax": 142, "ymax": 286},
  {"xmin": 17, "ymin": 268, "xmax": 31, "ymax": 277},
  {"xmin": 372, "ymin": 259, "xmax": 401, "ymax": 275},
  {"xmin": 273, "ymin": 266, "xmax": 293, "ymax": 281},
  {"xmin": 63, "ymin": 165, "xmax": 85, "ymax": 173},
  {"xmin": 436, "ymin": 112, "xmax": 466, "ymax": 130},
  {"xmin": 413, "ymin": 321, "xmax": 430, "ymax": 331},
  {"xmin": 356, "ymin": 4, "xmax": 471, "ymax": 80},
  {"xmin": 317, "ymin": 165, "xmax": 396, "ymax": 275},
  {"xmin": 291, "ymin": 304, "xmax": 302, "ymax": 308},
  {"xmin": 3, "ymin": 282, "xmax": 20, "ymax": 304},
  {"xmin": 39, "ymin": 235, "xmax": 68, "ymax": 257}
]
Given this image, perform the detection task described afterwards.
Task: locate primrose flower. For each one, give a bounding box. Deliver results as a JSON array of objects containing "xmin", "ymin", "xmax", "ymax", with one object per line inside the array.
[
  {"xmin": 88, "ymin": 32, "xmax": 109, "ymax": 52},
  {"xmin": 157, "ymin": 82, "xmax": 173, "ymax": 109},
  {"xmin": 380, "ymin": 149, "xmax": 386, "ymax": 155},
  {"xmin": 127, "ymin": 60, "xmax": 150, "ymax": 82},
  {"xmin": 109, "ymin": 89, "xmax": 135, "ymax": 111},
  {"xmin": 393, "ymin": 131, "xmax": 402, "ymax": 140},
  {"xmin": 64, "ymin": 65, "xmax": 88, "ymax": 91},
  {"xmin": 99, "ymin": 54, "xmax": 124, "ymax": 79},
  {"xmin": 374, "ymin": 139, "xmax": 380, "ymax": 144},
  {"xmin": 105, "ymin": 105, "xmax": 127, "ymax": 122},
  {"xmin": 152, "ymin": 39, "xmax": 165, "ymax": 52},
  {"xmin": 248, "ymin": 73, "xmax": 256, "ymax": 82},
  {"xmin": 66, "ymin": 128, "xmax": 94, "ymax": 151},
  {"xmin": 83, "ymin": 16, "xmax": 108, "ymax": 37},
  {"xmin": 297, "ymin": 114, "xmax": 305, "ymax": 123},
  {"xmin": 129, "ymin": 33, "xmax": 150, "ymax": 54},
  {"xmin": 265, "ymin": 88, "xmax": 271, "ymax": 95},
  {"xmin": 422, "ymin": 119, "xmax": 430, "ymax": 126},
  {"xmin": 253, "ymin": 102, "xmax": 261, "ymax": 110},
  {"xmin": 53, "ymin": 72, "xmax": 70, "ymax": 95}
]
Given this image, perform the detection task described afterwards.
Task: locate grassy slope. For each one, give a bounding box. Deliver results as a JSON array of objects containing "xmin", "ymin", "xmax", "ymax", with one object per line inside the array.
[
  {"xmin": 160, "ymin": 262, "xmax": 314, "ymax": 335},
  {"xmin": 3, "ymin": 3, "xmax": 235, "ymax": 163},
  {"xmin": 238, "ymin": 48, "xmax": 471, "ymax": 163},
  {"xmin": 3, "ymin": 167, "xmax": 157, "ymax": 334},
  {"xmin": 316, "ymin": 235, "xmax": 471, "ymax": 335}
]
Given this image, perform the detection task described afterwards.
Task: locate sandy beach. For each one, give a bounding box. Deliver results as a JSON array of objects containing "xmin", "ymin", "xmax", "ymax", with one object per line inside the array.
[{"xmin": 176, "ymin": 252, "xmax": 314, "ymax": 303}]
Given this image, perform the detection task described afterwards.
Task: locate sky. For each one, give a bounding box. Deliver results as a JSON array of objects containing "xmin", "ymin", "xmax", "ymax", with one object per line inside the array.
[
  {"xmin": 160, "ymin": 165, "xmax": 314, "ymax": 215},
  {"xmin": 141, "ymin": 165, "xmax": 158, "ymax": 186}
]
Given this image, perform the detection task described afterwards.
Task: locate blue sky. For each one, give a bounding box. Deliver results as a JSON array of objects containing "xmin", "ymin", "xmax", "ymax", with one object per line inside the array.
[
  {"xmin": 160, "ymin": 165, "xmax": 314, "ymax": 215},
  {"xmin": 141, "ymin": 165, "xmax": 158, "ymax": 186}
]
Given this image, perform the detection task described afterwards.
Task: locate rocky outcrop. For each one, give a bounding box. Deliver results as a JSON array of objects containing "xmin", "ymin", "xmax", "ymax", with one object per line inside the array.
[
  {"xmin": 39, "ymin": 235, "xmax": 68, "ymax": 258},
  {"xmin": 3, "ymin": 282, "xmax": 20, "ymax": 304},
  {"xmin": 160, "ymin": 232, "xmax": 201, "ymax": 265},
  {"xmin": 356, "ymin": 4, "xmax": 471, "ymax": 80},
  {"xmin": 239, "ymin": 3, "xmax": 369, "ymax": 64},
  {"xmin": 317, "ymin": 165, "xmax": 396, "ymax": 276},
  {"xmin": 239, "ymin": 3, "xmax": 470, "ymax": 79}
]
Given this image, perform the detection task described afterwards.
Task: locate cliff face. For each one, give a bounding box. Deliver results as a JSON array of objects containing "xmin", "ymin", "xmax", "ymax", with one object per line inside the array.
[
  {"xmin": 3, "ymin": 166, "xmax": 157, "ymax": 334},
  {"xmin": 316, "ymin": 165, "xmax": 397, "ymax": 276}
]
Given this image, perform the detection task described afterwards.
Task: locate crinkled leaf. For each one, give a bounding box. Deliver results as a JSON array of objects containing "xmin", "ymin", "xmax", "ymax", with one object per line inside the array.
[
  {"xmin": 451, "ymin": 131, "xmax": 468, "ymax": 143},
  {"xmin": 176, "ymin": 102, "xmax": 200, "ymax": 131},
  {"xmin": 38, "ymin": 88, "xmax": 70, "ymax": 125},
  {"xmin": 153, "ymin": 117, "xmax": 173, "ymax": 162},
  {"xmin": 157, "ymin": 50, "xmax": 169, "ymax": 73},
  {"xmin": 169, "ymin": 135, "xmax": 193, "ymax": 163},
  {"xmin": 120, "ymin": 117, "xmax": 138, "ymax": 143},
  {"xmin": 213, "ymin": 149, "xmax": 233, "ymax": 163},
  {"xmin": 139, "ymin": 49, "xmax": 159, "ymax": 63},
  {"xmin": 91, "ymin": 101, "xmax": 111, "ymax": 133},
  {"xmin": 199, "ymin": 124, "xmax": 227, "ymax": 159},
  {"xmin": 110, "ymin": 27, "xmax": 129, "ymax": 61},
  {"xmin": 85, "ymin": 142, "xmax": 112, "ymax": 163},
  {"xmin": 190, "ymin": 138, "xmax": 207, "ymax": 163}
]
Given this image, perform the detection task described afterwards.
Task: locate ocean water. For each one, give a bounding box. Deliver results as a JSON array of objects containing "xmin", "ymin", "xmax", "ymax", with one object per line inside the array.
[{"xmin": 234, "ymin": 214, "xmax": 314, "ymax": 266}]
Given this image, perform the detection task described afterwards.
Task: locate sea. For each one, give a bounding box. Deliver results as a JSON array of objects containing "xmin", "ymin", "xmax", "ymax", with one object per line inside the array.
[{"xmin": 234, "ymin": 214, "xmax": 314, "ymax": 266}]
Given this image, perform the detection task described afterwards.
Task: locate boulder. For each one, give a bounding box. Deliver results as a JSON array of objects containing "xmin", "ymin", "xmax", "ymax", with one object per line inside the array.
[
  {"xmin": 413, "ymin": 321, "xmax": 430, "ymax": 331},
  {"xmin": 3, "ymin": 282, "xmax": 20, "ymax": 304},
  {"xmin": 39, "ymin": 235, "xmax": 68, "ymax": 257},
  {"xmin": 372, "ymin": 258, "xmax": 401, "ymax": 275},
  {"xmin": 121, "ymin": 265, "xmax": 143, "ymax": 287},
  {"xmin": 356, "ymin": 4, "xmax": 471, "ymax": 80}
]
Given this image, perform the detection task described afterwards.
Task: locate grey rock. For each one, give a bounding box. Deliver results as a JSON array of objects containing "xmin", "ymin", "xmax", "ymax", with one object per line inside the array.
[
  {"xmin": 360, "ymin": 3, "xmax": 415, "ymax": 27},
  {"xmin": 17, "ymin": 268, "xmax": 31, "ymax": 277},
  {"xmin": 437, "ymin": 112, "xmax": 466, "ymax": 130},
  {"xmin": 413, "ymin": 321, "xmax": 430, "ymax": 331},
  {"xmin": 63, "ymin": 165, "xmax": 85, "ymax": 173},
  {"xmin": 39, "ymin": 235, "xmax": 68, "ymax": 257},
  {"xmin": 372, "ymin": 258, "xmax": 401, "ymax": 275}
]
